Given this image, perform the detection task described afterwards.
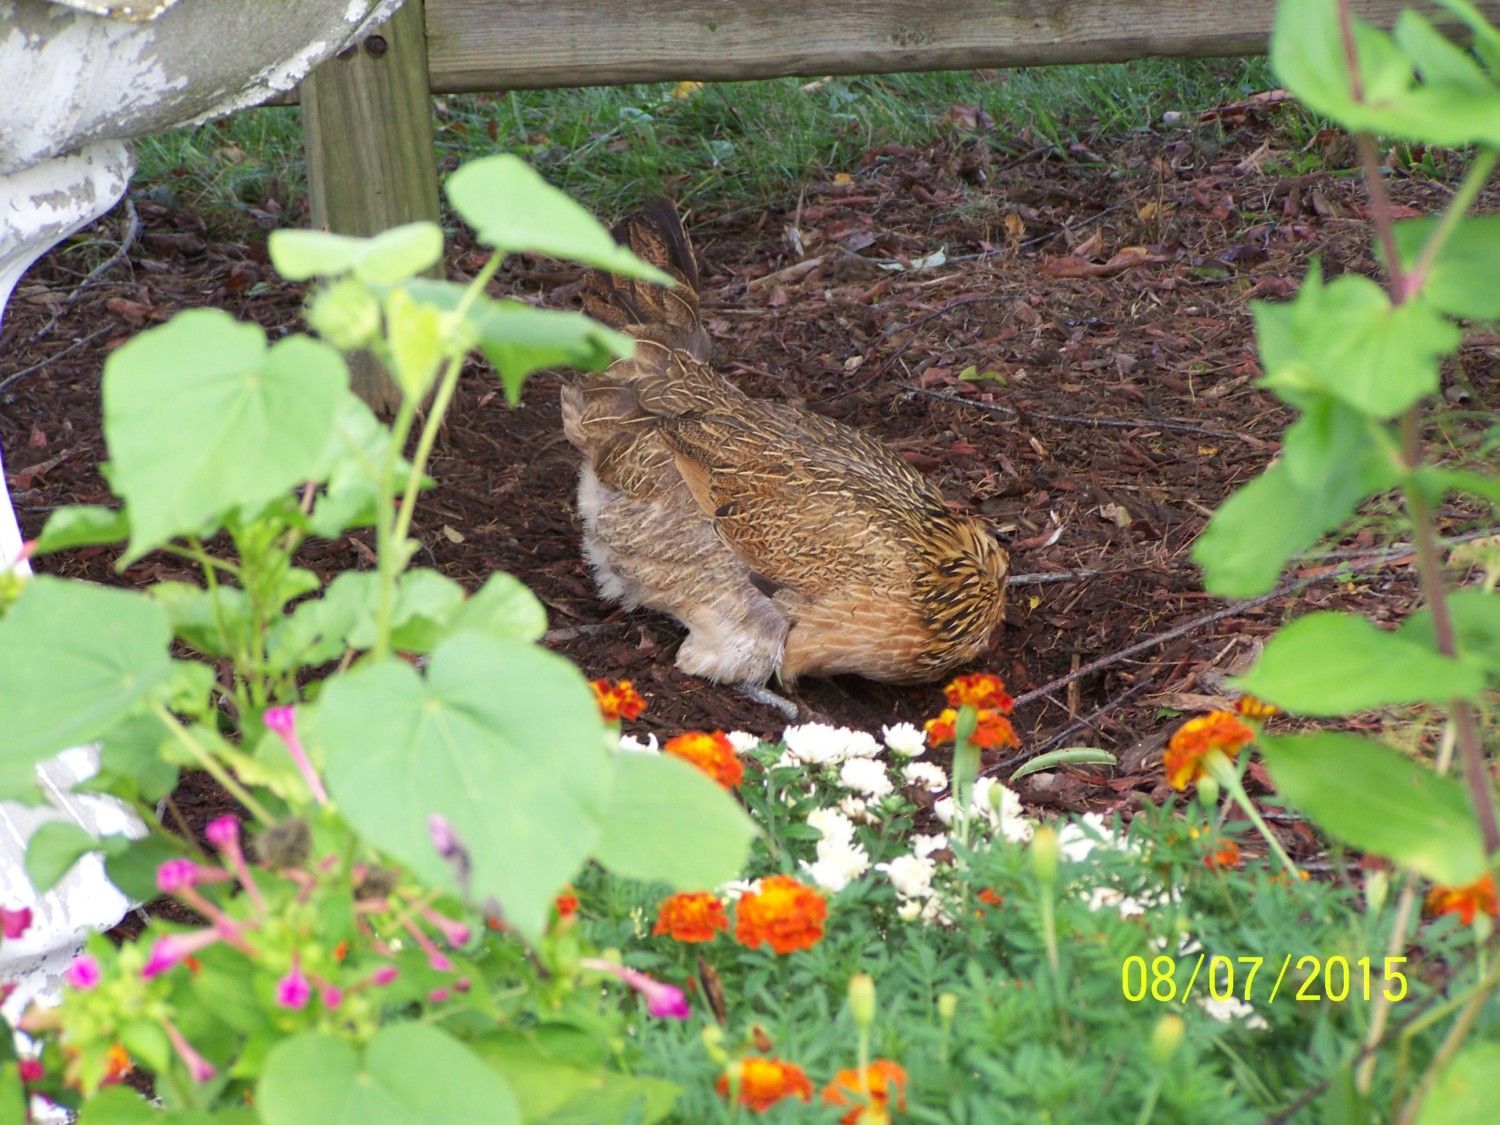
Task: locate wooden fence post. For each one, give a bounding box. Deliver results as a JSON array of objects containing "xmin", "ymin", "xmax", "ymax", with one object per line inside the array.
[{"xmin": 302, "ymin": 0, "xmax": 440, "ymax": 415}]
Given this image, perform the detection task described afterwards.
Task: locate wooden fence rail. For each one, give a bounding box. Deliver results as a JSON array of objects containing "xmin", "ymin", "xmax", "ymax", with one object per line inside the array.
[{"xmin": 296, "ymin": 0, "xmax": 1488, "ymax": 408}]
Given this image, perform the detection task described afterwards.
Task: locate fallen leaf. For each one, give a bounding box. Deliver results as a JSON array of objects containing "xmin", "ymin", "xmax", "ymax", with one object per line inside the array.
[
  {"xmin": 441, "ymin": 525, "xmax": 465, "ymax": 544},
  {"xmin": 831, "ymin": 172, "xmax": 854, "ymax": 187},
  {"xmin": 1039, "ymin": 247, "xmax": 1169, "ymax": 279},
  {"xmin": 671, "ymin": 80, "xmax": 703, "ymax": 99}
]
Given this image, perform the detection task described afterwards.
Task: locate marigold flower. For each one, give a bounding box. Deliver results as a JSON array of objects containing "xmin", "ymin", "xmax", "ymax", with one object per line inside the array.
[
  {"xmin": 1204, "ymin": 839, "xmax": 1243, "ymax": 870},
  {"xmin": 103, "ymin": 1044, "xmax": 132, "ymax": 1085},
  {"xmin": 924, "ymin": 707, "xmax": 1019, "ymax": 751},
  {"xmin": 1425, "ymin": 874, "xmax": 1499, "ymax": 926},
  {"xmin": 823, "ymin": 1059, "xmax": 909, "ymax": 1124},
  {"xmin": 944, "ymin": 673, "xmax": 1014, "ymax": 713},
  {"xmin": 591, "ymin": 678, "xmax": 647, "ymax": 722},
  {"xmin": 1234, "ymin": 694, "xmax": 1279, "ymax": 721},
  {"xmin": 977, "ymin": 887, "xmax": 1004, "ymax": 908},
  {"xmin": 654, "ymin": 892, "xmax": 729, "ymax": 942},
  {"xmin": 734, "ymin": 875, "xmax": 827, "ymax": 954},
  {"xmin": 1163, "ymin": 711, "xmax": 1255, "ymax": 790},
  {"xmin": 554, "ymin": 891, "xmax": 580, "ymax": 919},
  {"xmin": 665, "ymin": 731, "xmax": 744, "ymax": 789},
  {"xmin": 715, "ymin": 1056, "xmax": 814, "ymax": 1112}
]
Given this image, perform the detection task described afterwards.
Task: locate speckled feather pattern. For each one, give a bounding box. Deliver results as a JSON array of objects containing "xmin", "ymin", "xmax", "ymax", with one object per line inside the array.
[{"xmin": 561, "ymin": 201, "xmax": 1009, "ymax": 687}]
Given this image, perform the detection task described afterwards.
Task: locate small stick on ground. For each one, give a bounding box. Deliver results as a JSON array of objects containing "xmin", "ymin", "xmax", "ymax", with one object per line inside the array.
[{"xmin": 907, "ymin": 385, "xmax": 1254, "ymax": 442}]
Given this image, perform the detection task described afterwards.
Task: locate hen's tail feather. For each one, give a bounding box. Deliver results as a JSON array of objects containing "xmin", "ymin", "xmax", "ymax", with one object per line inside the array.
[{"xmin": 583, "ymin": 198, "xmax": 707, "ymax": 356}]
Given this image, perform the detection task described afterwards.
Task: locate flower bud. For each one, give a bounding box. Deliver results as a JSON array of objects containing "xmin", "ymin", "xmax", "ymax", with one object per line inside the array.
[
  {"xmin": 937, "ymin": 992, "xmax": 958, "ymax": 1025},
  {"xmin": 1150, "ymin": 1014, "xmax": 1185, "ymax": 1067},
  {"xmin": 848, "ymin": 973, "xmax": 876, "ymax": 1029},
  {"xmin": 1364, "ymin": 869, "xmax": 1389, "ymax": 916},
  {"xmin": 1196, "ymin": 774, "xmax": 1220, "ymax": 810},
  {"xmin": 307, "ymin": 278, "xmax": 382, "ymax": 351},
  {"xmin": 701, "ymin": 1024, "xmax": 729, "ymax": 1065},
  {"xmin": 1029, "ymin": 826, "xmax": 1060, "ymax": 887}
]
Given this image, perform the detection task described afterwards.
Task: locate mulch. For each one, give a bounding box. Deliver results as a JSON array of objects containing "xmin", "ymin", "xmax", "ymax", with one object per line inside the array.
[{"xmin": 2, "ymin": 100, "xmax": 1495, "ymax": 849}]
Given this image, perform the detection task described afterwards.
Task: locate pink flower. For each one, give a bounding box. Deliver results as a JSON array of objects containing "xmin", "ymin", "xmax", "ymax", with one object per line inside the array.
[
  {"xmin": 401, "ymin": 917, "xmax": 453, "ymax": 972},
  {"xmin": 427, "ymin": 987, "xmax": 450, "ymax": 1003},
  {"xmin": 580, "ymin": 957, "xmax": 690, "ymax": 1021},
  {"xmin": 64, "ymin": 954, "xmax": 101, "ymax": 990},
  {"xmin": 0, "ymin": 905, "xmax": 32, "ymax": 940},
  {"xmin": 204, "ymin": 816, "xmax": 239, "ymax": 848},
  {"xmin": 164, "ymin": 1020, "xmax": 215, "ymax": 1083},
  {"xmin": 263, "ymin": 706, "xmax": 329, "ymax": 805},
  {"xmin": 276, "ymin": 955, "xmax": 311, "ymax": 1010},
  {"xmin": 370, "ymin": 965, "xmax": 398, "ymax": 987},
  {"xmin": 17, "ymin": 1059, "xmax": 43, "ymax": 1083},
  {"xmin": 142, "ymin": 929, "xmax": 222, "ymax": 979},
  {"xmin": 319, "ymin": 983, "xmax": 344, "ymax": 1008},
  {"xmin": 156, "ymin": 859, "xmax": 200, "ymax": 894},
  {"xmin": 420, "ymin": 905, "xmax": 472, "ymax": 948}
]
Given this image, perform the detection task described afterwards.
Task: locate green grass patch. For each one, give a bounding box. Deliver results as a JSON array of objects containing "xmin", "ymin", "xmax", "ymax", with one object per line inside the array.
[{"xmin": 134, "ymin": 58, "xmax": 1275, "ymax": 222}]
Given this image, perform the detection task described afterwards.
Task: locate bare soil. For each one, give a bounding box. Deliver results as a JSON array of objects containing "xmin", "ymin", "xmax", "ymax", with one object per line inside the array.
[{"xmin": 3, "ymin": 105, "xmax": 1496, "ymax": 852}]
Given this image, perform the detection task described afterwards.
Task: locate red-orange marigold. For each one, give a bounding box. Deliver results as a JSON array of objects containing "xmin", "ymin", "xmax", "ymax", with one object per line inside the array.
[
  {"xmin": 734, "ymin": 875, "xmax": 827, "ymax": 954},
  {"xmin": 715, "ymin": 1056, "xmax": 814, "ymax": 1112},
  {"xmin": 653, "ymin": 892, "xmax": 729, "ymax": 943},
  {"xmin": 924, "ymin": 707, "xmax": 1020, "ymax": 751},
  {"xmin": 664, "ymin": 731, "xmax": 744, "ymax": 788},
  {"xmin": 554, "ymin": 890, "xmax": 580, "ymax": 919},
  {"xmin": 1234, "ymin": 694, "xmax": 1279, "ymax": 721},
  {"xmin": 1426, "ymin": 874, "xmax": 1499, "ymax": 926},
  {"xmin": 591, "ymin": 678, "xmax": 646, "ymax": 722},
  {"xmin": 944, "ymin": 673, "xmax": 1014, "ymax": 713},
  {"xmin": 823, "ymin": 1059, "xmax": 909, "ymax": 1124},
  {"xmin": 1162, "ymin": 711, "xmax": 1255, "ymax": 790},
  {"xmin": 1203, "ymin": 839, "xmax": 1243, "ymax": 871}
]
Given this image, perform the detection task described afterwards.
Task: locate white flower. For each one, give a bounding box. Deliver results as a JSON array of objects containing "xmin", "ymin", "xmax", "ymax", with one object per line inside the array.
[
  {"xmin": 1200, "ymin": 995, "xmax": 1268, "ymax": 1030},
  {"xmin": 839, "ymin": 757, "xmax": 894, "ymax": 798},
  {"xmin": 715, "ymin": 879, "xmax": 759, "ymax": 900},
  {"xmin": 882, "ymin": 722, "xmax": 926, "ymax": 758},
  {"xmin": 1056, "ymin": 813, "xmax": 1135, "ymax": 862},
  {"xmin": 934, "ymin": 779, "xmax": 1032, "ymax": 842},
  {"xmin": 911, "ymin": 833, "xmax": 949, "ymax": 859},
  {"xmin": 902, "ymin": 762, "xmax": 947, "ymax": 793},
  {"xmin": 1086, "ymin": 887, "xmax": 1149, "ymax": 917},
  {"xmin": 807, "ymin": 807, "xmax": 857, "ymax": 848},
  {"xmin": 840, "ymin": 729, "xmax": 883, "ymax": 758},
  {"xmin": 781, "ymin": 723, "xmax": 849, "ymax": 765},
  {"xmin": 617, "ymin": 733, "xmax": 659, "ymax": 754},
  {"xmin": 838, "ymin": 796, "xmax": 875, "ymax": 823},
  {"xmin": 896, "ymin": 897, "xmax": 924, "ymax": 922},
  {"xmin": 726, "ymin": 730, "xmax": 762, "ymax": 755},
  {"xmin": 881, "ymin": 854, "xmax": 936, "ymax": 898},
  {"xmin": 802, "ymin": 839, "xmax": 870, "ymax": 892}
]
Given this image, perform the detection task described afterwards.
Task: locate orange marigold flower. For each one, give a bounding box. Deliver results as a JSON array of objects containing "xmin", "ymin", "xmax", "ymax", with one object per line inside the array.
[
  {"xmin": 664, "ymin": 731, "xmax": 744, "ymax": 788},
  {"xmin": 554, "ymin": 891, "xmax": 580, "ymax": 918},
  {"xmin": 977, "ymin": 887, "xmax": 1004, "ymax": 908},
  {"xmin": 1426, "ymin": 874, "xmax": 1499, "ymax": 926},
  {"xmin": 924, "ymin": 707, "xmax": 1020, "ymax": 751},
  {"xmin": 823, "ymin": 1059, "xmax": 909, "ymax": 1124},
  {"xmin": 591, "ymin": 678, "xmax": 646, "ymax": 723},
  {"xmin": 944, "ymin": 673, "xmax": 1014, "ymax": 713},
  {"xmin": 734, "ymin": 875, "xmax": 828, "ymax": 954},
  {"xmin": 653, "ymin": 892, "xmax": 729, "ymax": 943},
  {"xmin": 103, "ymin": 1043, "xmax": 133, "ymax": 1085},
  {"xmin": 715, "ymin": 1056, "xmax": 814, "ymax": 1112},
  {"xmin": 1203, "ymin": 839, "xmax": 1242, "ymax": 870},
  {"xmin": 1234, "ymin": 694, "xmax": 1279, "ymax": 721},
  {"xmin": 1162, "ymin": 711, "xmax": 1255, "ymax": 790},
  {"xmin": 333, "ymin": 940, "xmax": 350, "ymax": 963}
]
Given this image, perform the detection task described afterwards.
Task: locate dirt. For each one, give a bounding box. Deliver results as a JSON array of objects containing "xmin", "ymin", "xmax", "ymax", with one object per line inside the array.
[{"xmin": 3, "ymin": 104, "xmax": 1496, "ymax": 847}]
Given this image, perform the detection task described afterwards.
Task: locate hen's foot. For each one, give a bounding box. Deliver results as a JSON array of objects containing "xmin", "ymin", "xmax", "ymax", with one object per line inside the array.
[{"xmin": 733, "ymin": 681, "xmax": 799, "ymax": 721}]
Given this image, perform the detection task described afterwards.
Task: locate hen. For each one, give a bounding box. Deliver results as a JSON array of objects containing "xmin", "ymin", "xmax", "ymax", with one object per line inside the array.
[{"xmin": 561, "ymin": 201, "xmax": 1008, "ymax": 715}]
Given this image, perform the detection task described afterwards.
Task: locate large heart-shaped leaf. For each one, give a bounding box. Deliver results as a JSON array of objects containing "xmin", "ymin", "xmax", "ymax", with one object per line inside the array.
[
  {"xmin": 102, "ymin": 310, "xmax": 351, "ymax": 561},
  {"xmin": 257, "ymin": 1025, "xmax": 520, "ymax": 1125},
  {"xmin": 445, "ymin": 155, "xmax": 672, "ymax": 282},
  {"xmin": 33, "ymin": 505, "xmax": 128, "ymax": 556},
  {"xmin": 313, "ymin": 633, "xmax": 611, "ymax": 938},
  {"xmin": 1235, "ymin": 611, "xmax": 1485, "ymax": 714},
  {"xmin": 594, "ymin": 753, "xmax": 757, "ymax": 889},
  {"xmin": 1259, "ymin": 732, "xmax": 1485, "ymax": 885},
  {"xmin": 268, "ymin": 222, "xmax": 443, "ymax": 284},
  {"xmin": 1390, "ymin": 215, "xmax": 1500, "ymax": 320},
  {"xmin": 0, "ymin": 577, "xmax": 172, "ymax": 794}
]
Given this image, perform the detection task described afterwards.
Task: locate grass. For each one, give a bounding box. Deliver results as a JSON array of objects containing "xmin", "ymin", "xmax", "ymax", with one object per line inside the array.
[{"xmin": 132, "ymin": 57, "xmax": 1277, "ymax": 223}]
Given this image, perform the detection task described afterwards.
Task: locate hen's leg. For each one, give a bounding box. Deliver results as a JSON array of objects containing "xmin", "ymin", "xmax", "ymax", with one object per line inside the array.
[{"xmin": 733, "ymin": 682, "xmax": 798, "ymax": 721}]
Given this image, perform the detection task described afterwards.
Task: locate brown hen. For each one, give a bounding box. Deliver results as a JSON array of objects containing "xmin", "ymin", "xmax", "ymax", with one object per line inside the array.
[{"xmin": 561, "ymin": 201, "xmax": 1008, "ymax": 715}]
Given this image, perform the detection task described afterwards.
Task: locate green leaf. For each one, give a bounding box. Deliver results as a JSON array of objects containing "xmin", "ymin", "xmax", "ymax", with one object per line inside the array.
[
  {"xmin": 449, "ymin": 572, "xmax": 548, "ymax": 643},
  {"xmin": 1390, "ymin": 215, "xmax": 1500, "ymax": 320},
  {"xmin": 1236, "ymin": 611, "xmax": 1485, "ymax": 714},
  {"xmin": 257, "ymin": 1025, "xmax": 520, "ymax": 1125},
  {"xmin": 1254, "ymin": 271, "xmax": 1459, "ymax": 420},
  {"xmin": 1411, "ymin": 467, "xmax": 1500, "ymax": 507},
  {"xmin": 102, "ymin": 310, "xmax": 351, "ymax": 560},
  {"xmin": 403, "ymin": 280, "xmax": 634, "ymax": 404},
  {"xmin": 305, "ymin": 397, "xmax": 406, "ymax": 540},
  {"xmin": 445, "ymin": 155, "xmax": 672, "ymax": 283},
  {"xmin": 24, "ymin": 821, "xmax": 103, "ymax": 893},
  {"xmin": 1259, "ymin": 732, "xmax": 1485, "ymax": 885},
  {"xmin": 0, "ymin": 577, "xmax": 172, "ymax": 791},
  {"xmin": 594, "ymin": 752, "xmax": 757, "ymax": 889},
  {"xmin": 477, "ymin": 1032, "xmax": 679, "ymax": 1124},
  {"xmin": 312, "ymin": 633, "xmax": 611, "ymax": 939},
  {"xmin": 91, "ymin": 713, "xmax": 179, "ymax": 803},
  {"xmin": 1420, "ymin": 1041, "xmax": 1500, "ymax": 1124},
  {"xmin": 1395, "ymin": 10, "xmax": 1494, "ymax": 92},
  {"xmin": 33, "ymin": 505, "xmax": 129, "ymax": 555},
  {"xmin": 268, "ymin": 222, "xmax": 443, "ymax": 284},
  {"xmin": 385, "ymin": 287, "xmax": 446, "ymax": 401},
  {"xmin": 1009, "ymin": 747, "xmax": 1118, "ymax": 782},
  {"xmin": 1399, "ymin": 589, "xmax": 1500, "ymax": 683},
  {"xmin": 149, "ymin": 581, "xmax": 251, "ymax": 659},
  {"xmin": 77, "ymin": 1084, "xmax": 159, "ymax": 1123},
  {"xmin": 1436, "ymin": 0, "xmax": 1500, "ymax": 77}
]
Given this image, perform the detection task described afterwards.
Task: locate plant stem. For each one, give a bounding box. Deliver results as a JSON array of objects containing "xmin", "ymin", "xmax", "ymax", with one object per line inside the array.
[
  {"xmin": 150, "ymin": 701, "xmax": 273, "ymax": 824},
  {"xmin": 371, "ymin": 395, "xmax": 418, "ymax": 663},
  {"xmin": 1206, "ymin": 752, "xmax": 1301, "ymax": 876},
  {"xmin": 1395, "ymin": 948, "xmax": 1500, "ymax": 1125}
]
